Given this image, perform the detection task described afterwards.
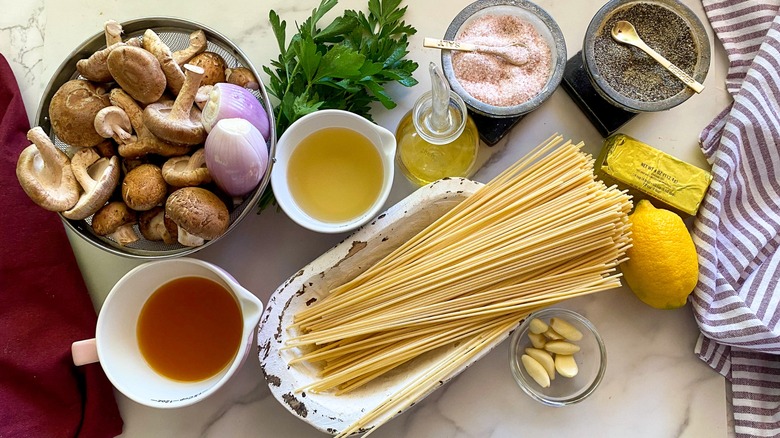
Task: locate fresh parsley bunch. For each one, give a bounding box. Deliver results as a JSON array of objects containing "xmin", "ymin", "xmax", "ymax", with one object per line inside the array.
[{"xmin": 264, "ymin": 0, "xmax": 419, "ymax": 135}]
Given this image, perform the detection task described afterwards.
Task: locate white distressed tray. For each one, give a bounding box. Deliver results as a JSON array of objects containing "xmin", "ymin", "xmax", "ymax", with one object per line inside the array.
[{"xmin": 257, "ymin": 177, "xmax": 515, "ymax": 435}]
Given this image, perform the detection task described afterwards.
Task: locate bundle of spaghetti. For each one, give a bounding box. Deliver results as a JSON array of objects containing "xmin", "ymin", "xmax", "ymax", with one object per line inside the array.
[{"xmin": 286, "ymin": 135, "xmax": 632, "ymax": 399}]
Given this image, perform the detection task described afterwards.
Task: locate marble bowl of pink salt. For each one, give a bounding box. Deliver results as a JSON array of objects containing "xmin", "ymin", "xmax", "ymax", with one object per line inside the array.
[{"xmin": 441, "ymin": 0, "xmax": 566, "ymax": 118}]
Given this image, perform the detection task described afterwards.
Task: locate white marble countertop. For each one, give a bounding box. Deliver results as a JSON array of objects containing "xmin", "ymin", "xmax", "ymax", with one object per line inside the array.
[{"xmin": 2, "ymin": 0, "xmax": 733, "ymax": 436}]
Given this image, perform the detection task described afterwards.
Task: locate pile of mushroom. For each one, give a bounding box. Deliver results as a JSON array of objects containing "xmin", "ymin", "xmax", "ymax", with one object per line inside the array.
[{"xmin": 15, "ymin": 20, "xmax": 270, "ymax": 248}]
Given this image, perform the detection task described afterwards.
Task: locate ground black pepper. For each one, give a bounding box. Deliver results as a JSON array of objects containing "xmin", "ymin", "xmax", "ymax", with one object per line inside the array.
[{"xmin": 593, "ymin": 3, "xmax": 697, "ymax": 102}]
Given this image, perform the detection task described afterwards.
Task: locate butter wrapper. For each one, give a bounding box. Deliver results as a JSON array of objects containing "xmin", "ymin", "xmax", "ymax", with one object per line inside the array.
[{"xmin": 595, "ymin": 134, "xmax": 712, "ymax": 216}]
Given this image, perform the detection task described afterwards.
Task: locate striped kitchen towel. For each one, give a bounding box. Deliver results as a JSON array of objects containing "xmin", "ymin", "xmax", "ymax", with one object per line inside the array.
[{"xmin": 693, "ymin": 1, "xmax": 780, "ymax": 436}]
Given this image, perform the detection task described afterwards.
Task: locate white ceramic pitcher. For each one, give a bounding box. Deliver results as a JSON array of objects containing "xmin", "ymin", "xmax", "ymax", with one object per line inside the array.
[{"xmin": 71, "ymin": 258, "xmax": 263, "ymax": 409}]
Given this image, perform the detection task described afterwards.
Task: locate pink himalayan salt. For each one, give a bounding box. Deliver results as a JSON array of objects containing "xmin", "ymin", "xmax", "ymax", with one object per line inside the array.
[{"xmin": 452, "ymin": 14, "xmax": 552, "ymax": 107}]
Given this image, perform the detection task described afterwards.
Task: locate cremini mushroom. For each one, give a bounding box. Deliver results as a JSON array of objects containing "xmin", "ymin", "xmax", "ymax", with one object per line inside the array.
[
  {"xmin": 109, "ymin": 88, "xmax": 191, "ymax": 158},
  {"xmin": 49, "ymin": 79, "xmax": 110, "ymax": 147},
  {"xmin": 138, "ymin": 206, "xmax": 176, "ymax": 244},
  {"xmin": 165, "ymin": 187, "xmax": 229, "ymax": 247},
  {"xmin": 187, "ymin": 51, "xmax": 227, "ymax": 86},
  {"xmin": 94, "ymin": 139, "xmax": 118, "ymax": 158},
  {"xmin": 162, "ymin": 148, "xmax": 211, "ymax": 187},
  {"xmin": 92, "ymin": 201, "xmax": 139, "ymax": 246},
  {"xmin": 143, "ymin": 64, "xmax": 206, "ymax": 146},
  {"xmin": 75, "ymin": 21, "xmax": 126, "ymax": 82},
  {"xmin": 107, "ymin": 45, "xmax": 167, "ymax": 104},
  {"xmin": 172, "ymin": 29, "xmax": 207, "ymax": 66},
  {"xmin": 15, "ymin": 127, "xmax": 80, "ymax": 211},
  {"xmin": 94, "ymin": 106, "xmax": 134, "ymax": 144},
  {"xmin": 225, "ymin": 67, "xmax": 260, "ymax": 90},
  {"xmin": 121, "ymin": 163, "xmax": 167, "ymax": 211},
  {"xmin": 143, "ymin": 29, "xmax": 185, "ymax": 95},
  {"xmin": 76, "ymin": 42, "xmax": 124, "ymax": 83},
  {"xmin": 62, "ymin": 147, "xmax": 121, "ymax": 220}
]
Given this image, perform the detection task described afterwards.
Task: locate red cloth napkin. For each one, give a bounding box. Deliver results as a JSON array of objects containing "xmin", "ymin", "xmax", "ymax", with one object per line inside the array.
[{"xmin": 0, "ymin": 55, "xmax": 123, "ymax": 437}]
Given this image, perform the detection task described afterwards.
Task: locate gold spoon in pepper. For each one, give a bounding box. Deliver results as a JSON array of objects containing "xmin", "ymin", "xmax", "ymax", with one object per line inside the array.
[{"xmin": 611, "ymin": 20, "xmax": 704, "ymax": 94}]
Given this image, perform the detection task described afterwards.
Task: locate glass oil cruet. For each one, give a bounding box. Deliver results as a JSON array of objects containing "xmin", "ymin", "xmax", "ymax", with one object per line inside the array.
[{"xmin": 395, "ymin": 62, "xmax": 480, "ymax": 186}]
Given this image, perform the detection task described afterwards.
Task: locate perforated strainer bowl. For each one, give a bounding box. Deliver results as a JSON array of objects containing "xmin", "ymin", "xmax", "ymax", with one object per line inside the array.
[{"xmin": 35, "ymin": 17, "xmax": 276, "ymax": 259}]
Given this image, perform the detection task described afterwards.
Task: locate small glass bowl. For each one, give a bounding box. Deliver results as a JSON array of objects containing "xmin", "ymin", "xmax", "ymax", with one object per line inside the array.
[
  {"xmin": 441, "ymin": 0, "xmax": 567, "ymax": 118},
  {"xmin": 509, "ymin": 308, "xmax": 606, "ymax": 406}
]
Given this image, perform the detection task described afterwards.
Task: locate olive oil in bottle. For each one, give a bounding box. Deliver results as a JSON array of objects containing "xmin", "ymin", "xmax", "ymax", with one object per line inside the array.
[{"xmin": 395, "ymin": 62, "xmax": 479, "ymax": 186}]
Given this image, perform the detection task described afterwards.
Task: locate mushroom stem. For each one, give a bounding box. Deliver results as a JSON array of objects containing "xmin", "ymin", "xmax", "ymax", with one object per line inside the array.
[
  {"xmin": 177, "ymin": 226, "xmax": 205, "ymax": 247},
  {"xmin": 63, "ymin": 148, "xmax": 120, "ymax": 220},
  {"xmin": 171, "ymin": 64, "xmax": 205, "ymax": 121},
  {"xmin": 16, "ymin": 127, "xmax": 80, "ymax": 212},
  {"xmin": 94, "ymin": 106, "xmax": 134, "ymax": 144},
  {"xmin": 71, "ymin": 148, "xmax": 103, "ymax": 193},
  {"xmin": 109, "ymin": 88, "xmax": 191, "ymax": 158},
  {"xmin": 104, "ymin": 20, "xmax": 123, "ymax": 46},
  {"xmin": 92, "ymin": 201, "xmax": 139, "ymax": 246},
  {"xmin": 143, "ymin": 29, "xmax": 185, "ymax": 95},
  {"xmin": 142, "ymin": 65, "xmax": 207, "ymax": 146},
  {"xmin": 109, "ymin": 224, "xmax": 140, "ymax": 246},
  {"xmin": 162, "ymin": 148, "xmax": 211, "ymax": 187},
  {"xmin": 172, "ymin": 29, "xmax": 207, "ymax": 66},
  {"xmin": 27, "ymin": 128, "xmax": 68, "ymax": 187}
]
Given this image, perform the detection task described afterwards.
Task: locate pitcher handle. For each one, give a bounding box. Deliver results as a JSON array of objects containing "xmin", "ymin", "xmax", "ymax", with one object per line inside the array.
[{"xmin": 72, "ymin": 338, "xmax": 99, "ymax": 366}]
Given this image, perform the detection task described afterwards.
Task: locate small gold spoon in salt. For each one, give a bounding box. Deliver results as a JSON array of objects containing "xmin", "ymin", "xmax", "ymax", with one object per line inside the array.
[
  {"xmin": 423, "ymin": 37, "xmax": 528, "ymax": 66},
  {"xmin": 611, "ymin": 20, "xmax": 704, "ymax": 93}
]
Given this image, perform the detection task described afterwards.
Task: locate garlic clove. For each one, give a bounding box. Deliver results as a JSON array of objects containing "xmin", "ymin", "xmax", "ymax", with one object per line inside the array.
[
  {"xmin": 544, "ymin": 340, "xmax": 581, "ymax": 355},
  {"xmin": 525, "ymin": 347, "xmax": 555, "ymax": 380},
  {"xmin": 528, "ymin": 318, "xmax": 548, "ymax": 334},
  {"xmin": 550, "ymin": 317, "xmax": 584, "ymax": 341},
  {"xmin": 521, "ymin": 354, "xmax": 551, "ymax": 388},
  {"xmin": 555, "ymin": 354, "xmax": 579, "ymax": 378}
]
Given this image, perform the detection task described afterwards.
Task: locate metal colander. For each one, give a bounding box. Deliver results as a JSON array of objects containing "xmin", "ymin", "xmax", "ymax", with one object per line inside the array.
[{"xmin": 35, "ymin": 17, "xmax": 276, "ymax": 259}]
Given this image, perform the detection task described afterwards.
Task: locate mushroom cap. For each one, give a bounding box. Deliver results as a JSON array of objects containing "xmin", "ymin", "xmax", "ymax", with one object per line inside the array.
[
  {"xmin": 92, "ymin": 201, "xmax": 137, "ymax": 235},
  {"xmin": 121, "ymin": 163, "xmax": 167, "ymax": 211},
  {"xmin": 187, "ymin": 52, "xmax": 227, "ymax": 86},
  {"xmin": 165, "ymin": 187, "xmax": 229, "ymax": 240},
  {"xmin": 107, "ymin": 45, "xmax": 166, "ymax": 104},
  {"xmin": 49, "ymin": 79, "xmax": 110, "ymax": 147},
  {"xmin": 62, "ymin": 148, "xmax": 121, "ymax": 220},
  {"xmin": 225, "ymin": 67, "xmax": 260, "ymax": 90},
  {"xmin": 162, "ymin": 148, "xmax": 211, "ymax": 187},
  {"xmin": 15, "ymin": 127, "xmax": 80, "ymax": 211}
]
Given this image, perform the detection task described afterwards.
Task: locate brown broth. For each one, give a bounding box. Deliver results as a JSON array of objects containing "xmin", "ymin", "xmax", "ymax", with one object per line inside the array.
[{"xmin": 137, "ymin": 276, "xmax": 243, "ymax": 382}]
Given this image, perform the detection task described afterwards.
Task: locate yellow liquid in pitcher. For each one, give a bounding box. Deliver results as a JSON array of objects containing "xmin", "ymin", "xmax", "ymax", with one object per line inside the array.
[
  {"xmin": 395, "ymin": 112, "xmax": 479, "ymax": 186},
  {"xmin": 287, "ymin": 127, "xmax": 384, "ymax": 223}
]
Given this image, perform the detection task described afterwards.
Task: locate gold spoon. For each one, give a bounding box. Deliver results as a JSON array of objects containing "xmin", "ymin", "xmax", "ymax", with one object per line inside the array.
[
  {"xmin": 423, "ymin": 37, "xmax": 528, "ymax": 66},
  {"xmin": 611, "ymin": 20, "xmax": 704, "ymax": 94}
]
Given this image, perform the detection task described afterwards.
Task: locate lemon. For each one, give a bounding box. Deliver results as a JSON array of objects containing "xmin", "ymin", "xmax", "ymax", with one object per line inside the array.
[{"xmin": 620, "ymin": 200, "xmax": 699, "ymax": 309}]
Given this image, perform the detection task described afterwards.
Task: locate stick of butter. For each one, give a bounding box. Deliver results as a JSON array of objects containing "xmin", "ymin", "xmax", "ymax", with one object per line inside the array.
[{"xmin": 594, "ymin": 134, "xmax": 712, "ymax": 216}]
